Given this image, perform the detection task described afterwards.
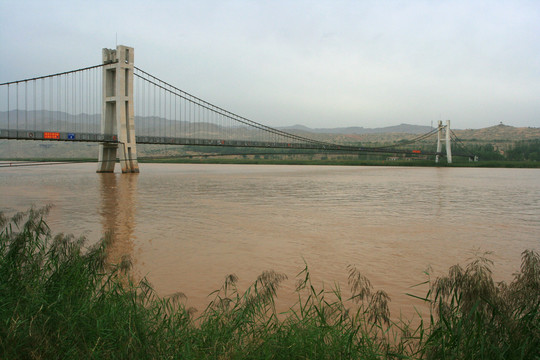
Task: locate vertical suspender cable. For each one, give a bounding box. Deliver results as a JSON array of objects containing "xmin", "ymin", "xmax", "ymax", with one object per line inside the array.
[
  {"xmin": 141, "ymin": 74, "xmax": 145, "ymax": 136},
  {"xmin": 76, "ymin": 71, "xmax": 79, "ymax": 134},
  {"xmin": 203, "ymin": 105, "xmax": 205, "ymax": 139},
  {"xmin": 83, "ymin": 70, "xmax": 85, "ymax": 134},
  {"xmin": 182, "ymin": 91, "xmax": 185, "ymax": 139},
  {"xmin": 147, "ymin": 76, "xmax": 149, "ymax": 137},
  {"xmin": 153, "ymin": 83, "xmax": 156, "ymax": 137},
  {"xmin": 161, "ymin": 81, "xmax": 164, "ymax": 140},
  {"xmin": 168, "ymin": 86, "xmax": 171, "ymax": 138},
  {"xmin": 79, "ymin": 70, "xmax": 82, "ymax": 134},
  {"xmin": 77, "ymin": 70, "xmax": 80, "ymax": 134},
  {"xmin": 174, "ymin": 90, "xmax": 177, "ymax": 139},
  {"xmin": 146, "ymin": 76, "xmax": 149, "ymax": 137},
  {"xmin": 75, "ymin": 71, "xmax": 77, "ymax": 134},
  {"xmin": 87, "ymin": 69, "xmax": 90, "ymax": 135},
  {"xmin": 24, "ymin": 81, "xmax": 27, "ymax": 131},
  {"xmin": 134, "ymin": 71, "xmax": 137, "ymax": 137},
  {"xmin": 41, "ymin": 78, "xmax": 44, "ymax": 131},
  {"xmin": 7, "ymin": 84, "xmax": 9, "ymax": 133},
  {"xmin": 167, "ymin": 86, "xmax": 170, "ymax": 139},
  {"xmin": 93, "ymin": 68, "xmax": 96, "ymax": 134},
  {"xmin": 158, "ymin": 82, "xmax": 161, "ymax": 138},
  {"xmin": 71, "ymin": 72, "xmax": 75, "ymax": 133},
  {"xmin": 139, "ymin": 72, "xmax": 144, "ymax": 135},
  {"xmin": 94, "ymin": 69, "xmax": 97, "ymax": 133},
  {"xmin": 84, "ymin": 70, "xmax": 87, "ymax": 134},
  {"xmin": 65, "ymin": 73, "xmax": 68, "ymax": 132},
  {"xmin": 49, "ymin": 76, "xmax": 53, "ymax": 131},
  {"xmin": 16, "ymin": 83, "xmax": 19, "ymax": 134},
  {"xmin": 90, "ymin": 68, "xmax": 93, "ymax": 134},
  {"xmin": 163, "ymin": 84, "xmax": 166, "ymax": 137},
  {"xmin": 91, "ymin": 68, "xmax": 93, "ymax": 134},
  {"xmin": 159, "ymin": 85, "xmax": 162, "ymax": 138},
  {"xmin": 165, "ymin": 82, "xmax": 168, "ymax": 138},
  {"xmin": 33, "ymin": 80, "xmax": 36, "ymax": 131},
  {"xmin": 57, "ymin": 76, "xmax": 60, "ymax": 132},
  {"xmin": 83, "ymin": 70, "xmax": 86, "ymax": 134}
]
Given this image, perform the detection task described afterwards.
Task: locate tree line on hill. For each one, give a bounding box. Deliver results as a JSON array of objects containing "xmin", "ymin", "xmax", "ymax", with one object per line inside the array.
[{"xmin": 465, "ymin": 139, "xmax": 540, "ymax": 161}]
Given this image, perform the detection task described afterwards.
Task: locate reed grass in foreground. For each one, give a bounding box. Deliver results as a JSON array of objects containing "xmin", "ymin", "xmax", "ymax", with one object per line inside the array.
[{"xmin": 0, "ymin": 207, "xmax": 538, "ymax": 359}]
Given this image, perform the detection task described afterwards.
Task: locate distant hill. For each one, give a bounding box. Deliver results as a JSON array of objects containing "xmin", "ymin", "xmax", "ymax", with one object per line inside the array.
[
  {"xmin": 280, "ymin": 123, "xmax": 540, "ymax": 142},
  {"xmin": 454, "ymin": 124, "xmax": 540, "ymax": 141},
  {"xmin": 3, "ymin": 110, "xmax": 536, "ymax": 139},
  {"xmin": 280, "ymin": 123, "xmax": 434, "ymax": 135}
]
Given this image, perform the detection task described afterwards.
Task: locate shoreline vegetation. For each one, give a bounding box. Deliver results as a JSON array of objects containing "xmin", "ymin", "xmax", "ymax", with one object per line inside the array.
[
  {"xmin": 1, "ymin": 207, "xmax": 538, "ymax": 359},
  {"xmin": 1, "ymin": 157, "xmax": 540, "ymax": 168},
  {"xmin": 142, "ymin": 157, "xmax": 540, "ymax": 168}
]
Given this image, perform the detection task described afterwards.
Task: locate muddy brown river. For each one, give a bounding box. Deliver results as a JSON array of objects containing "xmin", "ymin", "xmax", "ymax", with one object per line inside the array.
[{"xmin": 1, "ymin": 163, "xmax": 539, "ymax": 318}]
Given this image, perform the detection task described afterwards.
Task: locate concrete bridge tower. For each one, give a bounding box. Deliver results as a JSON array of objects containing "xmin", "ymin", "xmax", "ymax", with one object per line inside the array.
[
  {"xmin": 97, "ymin": 45, "xmax": 139, "ymax": 173},
  {"xmin": 435, "ymin": 120, "xmax": 452, "ymax": 164}
]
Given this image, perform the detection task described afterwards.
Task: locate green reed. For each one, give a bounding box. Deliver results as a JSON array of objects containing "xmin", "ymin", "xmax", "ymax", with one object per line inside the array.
[
  {"xmin": 419, "ymin": 250, "xmax": 540, "ymax": 359},
  {"xmin": 1, "ymin": 207, "xmax": 538, "ymax": 359}
]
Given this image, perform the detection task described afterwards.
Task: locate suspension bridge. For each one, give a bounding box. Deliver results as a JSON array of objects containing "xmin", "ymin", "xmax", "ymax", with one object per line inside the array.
[{"xmin": 0, "ymin": 45, "xmax": 474, "ymax": 173}]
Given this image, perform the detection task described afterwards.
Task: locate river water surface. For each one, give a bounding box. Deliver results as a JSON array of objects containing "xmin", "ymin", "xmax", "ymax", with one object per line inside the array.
[{"xmin": 1, "ymin": 163, "xmax": 539, "ymax": 317}]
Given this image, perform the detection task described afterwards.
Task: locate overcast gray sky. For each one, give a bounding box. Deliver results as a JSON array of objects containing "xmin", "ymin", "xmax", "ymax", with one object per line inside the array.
[{"xmin": 1, "ymin": 0, "xmax": 538, "ymax": 129}]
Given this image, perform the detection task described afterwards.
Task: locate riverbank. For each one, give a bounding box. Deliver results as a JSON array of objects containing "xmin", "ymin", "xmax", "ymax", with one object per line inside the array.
[
  {"xmin": 144, "ymin": 157, "xmax": 540, "ymax": 168},
  {"xmin": 1, "ymin": 208, "xmax": 538, "ymax": 359}
]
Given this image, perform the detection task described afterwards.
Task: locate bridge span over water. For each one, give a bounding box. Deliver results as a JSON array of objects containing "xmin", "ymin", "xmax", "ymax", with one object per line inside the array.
[{"xmin": 1, "ymin": 45, "xmax": 470, "ymax": 172}]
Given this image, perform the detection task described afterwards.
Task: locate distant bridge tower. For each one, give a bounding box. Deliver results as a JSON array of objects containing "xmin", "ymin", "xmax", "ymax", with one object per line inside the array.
[
  {"xmin": 97, "ymin": 45, "xmax": 139, "ymax": 173},
  {"xmin": 435, "ymin": 120, "xmax": 452, "ymax": 164}
]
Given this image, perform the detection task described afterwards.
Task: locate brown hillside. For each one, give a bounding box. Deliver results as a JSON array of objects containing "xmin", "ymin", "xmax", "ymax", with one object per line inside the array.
[
  {"xmin": 454, "ymin": 124, "xmax": 540, "ymax": 141},
  {"xmin": 288, "ymin": 124, "xmax": 540, "ymax": 144}
]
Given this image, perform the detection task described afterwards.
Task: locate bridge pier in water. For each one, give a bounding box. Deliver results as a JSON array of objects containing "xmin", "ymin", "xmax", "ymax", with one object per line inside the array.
[{"xmin": 97, "ymin": 45, "xmax": 139, "ymax": 173}]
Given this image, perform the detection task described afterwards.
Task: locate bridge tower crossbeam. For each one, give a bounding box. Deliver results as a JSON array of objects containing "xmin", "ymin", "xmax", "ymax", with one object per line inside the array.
[{"xmin": 97, "ymin": 45, "xmax": 139, "ymax": 173}]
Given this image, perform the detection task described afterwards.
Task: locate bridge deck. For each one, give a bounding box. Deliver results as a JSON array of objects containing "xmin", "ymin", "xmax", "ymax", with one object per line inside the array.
[{"xmin": 1, "ymin": 128, "xmax": 452, "ymax": 156}]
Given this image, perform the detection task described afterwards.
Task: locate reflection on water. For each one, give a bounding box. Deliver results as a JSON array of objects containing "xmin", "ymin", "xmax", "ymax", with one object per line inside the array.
[{"xmin": 99, "ymin": 173, "xmax": 138, "ymax": 268}]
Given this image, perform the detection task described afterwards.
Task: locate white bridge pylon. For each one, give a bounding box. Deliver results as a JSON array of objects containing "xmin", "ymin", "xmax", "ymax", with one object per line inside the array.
[
  {"xmin": 97, "ymin": 45, "xmax": 139, "ymax": 173},
  {"xmin": 435, "ymin": 120, "xmax": 452, "ymax": 164}
]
